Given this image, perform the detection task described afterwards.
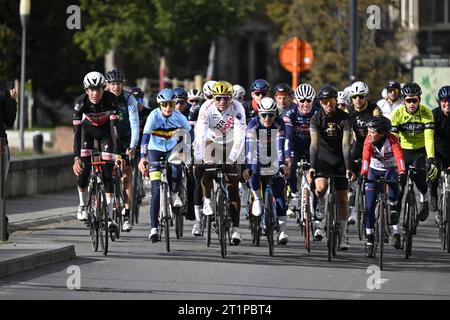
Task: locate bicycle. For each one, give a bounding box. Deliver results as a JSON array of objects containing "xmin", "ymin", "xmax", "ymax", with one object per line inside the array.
[
  {"xmin": 260, "ymin": 174, "xmax": 281, "ymax": 257},
  {"xmin": 402, "ymin": 162, "xmax": 424, "ymax": 259},
  {"xmin": 312, "ymin": 174, "xmax": 348, "ymax": 262},
  {"xmin": 131, "ymin": 155, "xmax": 145, "ymax": 226},
  {"xmin": 363, "ymin": 176, "xmax": 397, "ymax": 270},
  {"xmin": 437, "ymin": 169, "xmax": 450, "ymax": 253},
  {"xmin": 174, "ymin": 162, "xmax": 189, "ymax": 239},
  {"xmin": 148, "ymin": 158, "xmax": 182, "ymax": 253},
  {"xmin": 85, "ymin": 152, "xmax": 111, "ymax": 256},
  {"xmin": 204, "ymin": 163, "xmax": 235, "ymax": 259},
  {"xmin": 298, "ymin": 158, "xmax": 315, "ymax": 253},
  {"xmin": 111, "ymin": 164, "xmax": 125, "ymax": 241}
]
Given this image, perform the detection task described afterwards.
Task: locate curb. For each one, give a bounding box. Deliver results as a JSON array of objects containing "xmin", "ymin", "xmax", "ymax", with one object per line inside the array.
[
  {"xmin": 0, "ymin": 244, "xmax": 76, "ymax": 278},
  {"xmin": 8, "ymin": 213, "xmax": 78, "ymax": 234}
]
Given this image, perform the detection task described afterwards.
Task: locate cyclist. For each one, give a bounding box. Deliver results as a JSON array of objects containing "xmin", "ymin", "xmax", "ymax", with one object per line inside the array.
[
  {"xmin": 430, "ymin": 85, "xmax": 450, "ymax": 213},
  {"xmin": 274, "ymin": 83, "xmax": 295, "ymax": 116},
  {"xmin": 337, "ymin": 90, "xmax": 351, "ymax": 111},
  {"xmin": 244, "ymin": 79, "xmax": 271, "ymax": 121},
  {"xmin": 242, "ymin": 97, "xmax": 290, "ymax": 244},
  {"xmin": 105, "ymin": 70, "xmax": 140, "ymax": 232},
  {"xmin": 347, "ymin": 81, "xmax": 383, "ymax": 224},
  {"xmin": 232, "ymin": 84, "xmax": 246, "ymax": 104},
  {"xmin": 360, "ymin": 116, "xmax": 407, "ymax": 256},
  {"xmin": 174, "ymin": 87, "xmax": 190, "ymax": 118},
  {"xmin": 306, "ymin": 85, "xmax": 355, "ymax": 250},
  {"xmin": 194, "ymin": 80, "xmax": 247, "ymax": 245},
  {"xmin": 72, "ymin": 71, "xmax": 123, "ymax": 233},
  {"xmin": 284, "ymin": 83, "xmax": 318, "ymax": 210},
  {"xmin": 138, "ymin": 88, "xmax": 191, "ymax": 242},
  {"xmin": 377, "ymin": 80, "xmax": 403, "ymax": 118},
  {"xmin": 390, "ymin": 82, "xmax": 438, "ymax": 223}
]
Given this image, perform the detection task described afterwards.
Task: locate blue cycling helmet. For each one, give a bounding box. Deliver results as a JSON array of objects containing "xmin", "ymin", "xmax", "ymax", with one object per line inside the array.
[
  {"xmin": 438, "ymin": 85, "xmax": 450, "ymax": 100},
  {"xmin": 157, "ymin": 88, "xmax": 176, "ymax": 103},
  {"xmin": 251, "ymin": 79, "xmax": 271, "ymax": 92},
  {"xmin": 174, "ymin": 87, "xmax": 188, "ymax": 100}
]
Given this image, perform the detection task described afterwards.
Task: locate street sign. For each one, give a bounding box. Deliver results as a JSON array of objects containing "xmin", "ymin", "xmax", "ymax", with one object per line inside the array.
[
  {"xmin": 279, "ymin": 37, "xmax": 314, "ymax": 89},
  {"xmin": 412, "ymin": 56, "xmax": 450, "ymax": 109}
]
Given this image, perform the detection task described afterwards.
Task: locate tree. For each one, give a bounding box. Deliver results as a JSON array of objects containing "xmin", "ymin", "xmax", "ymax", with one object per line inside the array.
[
  {"xmin": 265, "ymin": 0, "xmax": 405, "ymax": 98},
  {"xmin": 74, "ymin": 0, "xmax": 256, "ymax": 82}
]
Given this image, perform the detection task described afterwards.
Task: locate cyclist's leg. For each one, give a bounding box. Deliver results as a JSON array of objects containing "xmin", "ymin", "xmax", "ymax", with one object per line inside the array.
[
  {"xmin": 148, "ymin": 150, "xmax": 164, "ymax": 233},
  {"xmin": 192, "ymin": 165, "xmax": 204, "ymax": 232},
  {"xmin": 249, "ymin": 166, "xmax": 262, "ymax": 216},
  {"xmin": 334, "ymin": 160, "xmax": 350, "ymax": 249},
  {"xmin": 313, "ymin": 159, "xmax": 331, "ymax": 240},
  {"xmin": 288, "ymin": 151, "xmax": 300, "ymax": 195},
  {"xmin": 364, "ymin": 168, "xmax": 381, "ymax": 256},
  {"xmin": 76, "ymin": 127, "xmax": 94, "ymax": 220},
  {"xmin": 349, "ymin": 142, "xmax": 363, "ymax": 224},
  {"xmin": 430, "ymin": 157, "xmax": 443, "ymax": 212},
  {"xmin": 100, "ymin": 135, "xmax": 116, "ymax": 228},
  {"xmin": 167, "ymin": 153, "xmax": 182, "ymax": 206},
  {"xmin": 200, "ymin": 163, "xmax": 215, "ymax": 216},
  {"xmin": 410, "ymin": 150, "xmax": 429, "ymax": 221},
  {"xmin": 272, "ymin": 175, "xmax": 288, "ymax": 243},
  {"xmin": 385, "ymin": 168, "xmax": 401, "ymax": 248},
  {"xmin": 225, "ymin": 165, "xmax": 241, "ymax": 243}
]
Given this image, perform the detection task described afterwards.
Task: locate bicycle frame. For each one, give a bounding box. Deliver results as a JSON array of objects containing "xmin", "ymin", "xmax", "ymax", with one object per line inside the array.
[
  {"xmin": 403, "ymin": 165, "xmax": 420, "ymax": 259},
  {"xmin": 438, "ymin": 169, "xmax": 450, "ymax": 252}
]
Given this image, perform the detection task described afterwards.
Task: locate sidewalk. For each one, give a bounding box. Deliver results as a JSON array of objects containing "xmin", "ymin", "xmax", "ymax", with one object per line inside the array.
[{"xmin": 1, "ymin": 189, "xmax": 78, "ymax": 278}]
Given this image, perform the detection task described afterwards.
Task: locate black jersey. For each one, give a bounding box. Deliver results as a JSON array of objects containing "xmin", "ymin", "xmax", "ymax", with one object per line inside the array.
[
  {"xmin": 433, "ymin": 107, "xmax": 450, "ymax": 166},
  {"xmin": 347, "ymin": 101, "xmax": 382, "ymax": 144},
  {"xmin": 73, "ymin": 91, "xmax": 119, "ymax": 157}
]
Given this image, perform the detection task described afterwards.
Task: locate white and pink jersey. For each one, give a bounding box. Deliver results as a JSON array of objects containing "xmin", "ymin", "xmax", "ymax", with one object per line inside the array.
[{"xmin": 194, "ymin": 99, "xmax": 247, "ymax": 163}]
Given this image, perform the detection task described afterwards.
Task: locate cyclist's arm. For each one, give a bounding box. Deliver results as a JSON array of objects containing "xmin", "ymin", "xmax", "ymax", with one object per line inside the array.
[
  {"xmin": 390, "ymin": 108, "xmax": 400, "ymax": 138},
  {"xmin": 278, "ymin": 120, "xmax": 287, "ymax": 167},
  {"xmin": 373, "ymin": 105, "xmax": 383, "ymax": 117},
  {"xmin": 360, "ymin": 135, "xmax": 373, "ymax": 176},
  {"xmin": 283, "ymin": 111, "xmax": 294, "ymax": 159},
  {"xmin": 109, "ymin": 106, "xmax": 120, "ymax": 156},
  {"xmin": 229, "ymin": 103, "xmax": 247, "ymax": 162},
  {"xmin": 128, "ymin": 95, "xmax": 140, "ymax": 149},
  {"xmin": 423, "ymin": 107, "xmax": 435, "ymax": 159},
  {"xmin": 72, "ymin": 101, "xmax": 83, "ymax": 158},
  {"xmin": 342, "ymin": 119, "xmax": 353, "ymax": 171},
  {"xmin": 388, "ymin": 134, "xmax": 406, "ymax": 174},
  {"xmin": 140, "ymin": 110, "xmax": 156, "ymax": 158},
  {"xmin": 194, "ymin": 104, "xmax": 210, "ymax": 162},
  {"xmin": 309, "ymin": 127, "xmax": 320, "ymax": 171}
]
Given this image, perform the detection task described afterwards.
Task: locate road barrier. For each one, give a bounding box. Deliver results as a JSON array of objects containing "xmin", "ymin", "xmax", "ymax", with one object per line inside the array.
[{"xmin": 7, "ymin": 153, "xmax": 74, "ymax": 198}]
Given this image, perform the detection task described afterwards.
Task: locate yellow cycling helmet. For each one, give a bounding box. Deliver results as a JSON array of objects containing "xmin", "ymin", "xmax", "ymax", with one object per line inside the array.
[{"xmin": 211, "ymin": 81, "xmax": 233, "ymax": 96}]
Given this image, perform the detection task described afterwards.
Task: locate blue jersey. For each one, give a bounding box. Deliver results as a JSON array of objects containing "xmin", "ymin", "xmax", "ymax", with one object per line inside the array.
[
  {"xmin": 116, "ymin": 90, "xmax": 140, "ymax": 148},
  {"xmin": 245, "ymin": 116, "xmax": 288, "ymax": 175},
  {"xmin": 140, "ymin": 108, "xmax": 191, "ymax": 155},
  {"xmin": 283, "ymin": 105, "xmax": 319, "ymax": 158}
]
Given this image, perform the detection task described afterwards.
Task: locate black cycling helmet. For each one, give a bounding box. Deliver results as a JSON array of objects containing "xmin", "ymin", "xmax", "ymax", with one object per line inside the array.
[
  {"xmin": 251, "ymin": 79, "xmax": 271, "ymax": 92},
  {"xmin": 174, "ymin": 87, "xmax": 188, "ymax": 100},
  {"xmin": 367, "ymin": 116, "xmax": 392, "ymax": 135},
  {"xmin": 274, "ymin": 83, "xmax": 291, "ymax": 95},
  {"xmin": 131, "ymin": 87, "xmax": 144, "ymax": 98},
  {"xmin": 438, "ymin": 85, "xmax": 450, "ymax": 100},
  {"xmin": 385, "ymin": 80, "xmax": 401, "ymax": 90},
  {"xmin": 318, "ymin": 85, "xmax": 338, "ymax": 99},
  {"xmin": 401, "ymin": 82, "xmax": 422, "ymax": 97},
  {"xmin": 105, "ymin": 70, "xmax": 125, "ymax": 83}
]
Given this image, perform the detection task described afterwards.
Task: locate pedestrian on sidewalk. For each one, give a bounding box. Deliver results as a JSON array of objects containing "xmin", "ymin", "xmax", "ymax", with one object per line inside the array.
[{"xmin": 0, "ymin": 81, "xmax": 17, "ymax": 179}]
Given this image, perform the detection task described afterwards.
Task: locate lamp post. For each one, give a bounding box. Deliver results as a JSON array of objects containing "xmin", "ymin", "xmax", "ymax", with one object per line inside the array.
[
  {"xmin": 19, "ymin": 0, "xmax": 31, "ymax": 152},
  {"xmin": 349, "ymin": 0, "xmax": 357, "ymax": 83}
]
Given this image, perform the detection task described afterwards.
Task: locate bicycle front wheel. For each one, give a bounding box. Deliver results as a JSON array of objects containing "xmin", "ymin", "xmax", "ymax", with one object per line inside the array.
[
  {"xmin": 403, "ymin": 191, "xmax": 414, "ymax": 259},
  {"xmin": 217, "ymin": 189, "xmax": 227, "ymax": 258},
  {"xmin": 98, "ymin": 185, "xmax": 109, "ymax": 256},
  {"xmin": 302, "ymin": 187, "xmax": 311, "ymax": 253},
  {"xmin": 325, "ymin": 193, "xmax": 335, "ymax": 262},
  {"xmin": 445, "ymin": 191, "xmax": 450, "ymax": 253},
  {"xmin": 87, "ymin": 191, "xmax": 98, "ymax": 252},
  {"xmin": 377, "ymin": 200, "xmax": 386, "ymax": 270},
  {"xmin": 161, "ymin": 183, "xmax": 170, "ymax": 252},
  {"xmin": 356, "ymin": 185, "xmax": 366, "ymax": 241}
]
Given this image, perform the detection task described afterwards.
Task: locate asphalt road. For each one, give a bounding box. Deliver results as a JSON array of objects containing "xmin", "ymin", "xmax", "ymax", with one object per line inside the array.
[{"xmin": 1, "ymin": 198, "xmax": 450, "ymax": 301}]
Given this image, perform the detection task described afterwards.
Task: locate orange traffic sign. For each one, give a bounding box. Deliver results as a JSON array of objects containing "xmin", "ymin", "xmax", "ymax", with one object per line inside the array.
[{"xmin": 279, "ymin": 37, "xmax": 313, "ymax": 73}]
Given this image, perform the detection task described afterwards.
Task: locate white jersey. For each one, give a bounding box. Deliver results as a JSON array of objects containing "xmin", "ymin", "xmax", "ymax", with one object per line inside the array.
[
  {"xmin": 194, "ymin": 99, "xmax": 247, "ymax": 163},
  {"xmin": 377, "ymin": 98, "xmax": 403, "ymax": 119}
]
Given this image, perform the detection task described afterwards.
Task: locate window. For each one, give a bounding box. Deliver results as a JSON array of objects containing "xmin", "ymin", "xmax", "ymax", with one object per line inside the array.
[{"xmin": 435, "ymin": 0, "xmax": 450, "ymax": 25}]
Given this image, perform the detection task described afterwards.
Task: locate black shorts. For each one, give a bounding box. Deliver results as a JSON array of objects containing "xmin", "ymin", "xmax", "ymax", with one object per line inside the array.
[{"xmin": 315, "ymin": 157, "xmax": 348, "ymax": 191}]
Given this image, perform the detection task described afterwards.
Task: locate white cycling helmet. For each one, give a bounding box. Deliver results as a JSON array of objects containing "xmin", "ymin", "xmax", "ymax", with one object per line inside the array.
[
  {"xmin": 187, "ymin": 89, "xmax": 203, "ymax": 101},
  {"xmin": 350, "ymin": 81, "xmax": 369, "ymax": 96},
  {"xmin": 258, "ymin": 97, "xmax": 278, "ymax": 113},
  {"xmin": 232, "ymin": 84, "xmax": 246, "ymax": 102},
  {"xmin": 294, "ymin": 83, "xmax": 315, "ymax": 101},
  {"xmin": 203, "ymin": 80, "xmax": 217, "ymax": 97},
  {"xmin": 337, "ymin": 91, "xmax": 351, "ymax": 105},
  {"xmin": 83, "ymin": 71, "xmax": 105, "ymax": 89}
]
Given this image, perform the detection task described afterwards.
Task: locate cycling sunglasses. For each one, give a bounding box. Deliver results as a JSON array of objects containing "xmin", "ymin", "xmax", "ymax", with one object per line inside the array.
[
  {"xmin": 175, "ymin": 100, "xmax": 187, "ymax": 106},
  {"xmin": 405, "ymin": 98, "xmax": 419, "ymax": 104},
  {"xmin": 215, "ymin": 96, "xmax": 230, "ymax": 102},
  {"xmin": 259, "ymin": 112, "xmax": 275, "ymax": 119},
  {"xmin": 337, "ymin": 103, "xmax": 347, "ymax": 108},
  {"xmin": 254, "ymin": 91, "xmax": 268, "ymax": 97},
  {"xmin": 320, "ymin": 97, "xmax": 336, "ymax": 105},
  {"xmin": 352, "ymin": 94, "xmax": 366, "ymax": 100},
  {"xmin": 159, "ymin": 101, "xmax": 176, "ymax": 108},
  {"xmin": 299, "ymin": 99, "xmax": 312, "ymax": 103}
]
